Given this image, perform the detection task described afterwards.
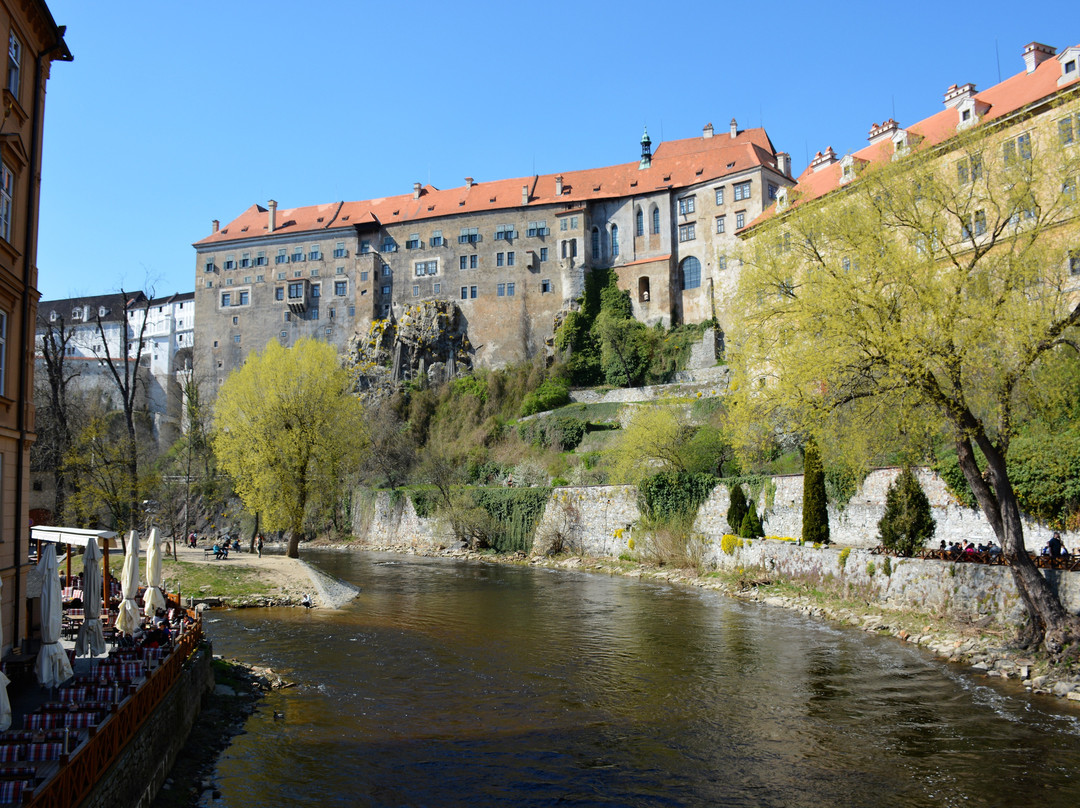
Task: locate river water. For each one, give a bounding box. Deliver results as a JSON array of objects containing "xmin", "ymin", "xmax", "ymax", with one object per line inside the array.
[{"xmin": 203, "ymin": 551, "xmax": 1080, "ymax": 807}]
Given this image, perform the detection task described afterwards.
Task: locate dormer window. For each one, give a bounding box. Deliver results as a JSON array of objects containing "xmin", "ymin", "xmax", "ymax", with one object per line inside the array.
[
  {"xmin": 955, "ymin": 96, "xmax": 989, "ymax": 131},
  {"xmin": 98, "ymin": 306, "xmax": 109, "ymax": 317},
  {"xmin": 49, "ymin": 310, "xmax": 56, "ymax": 322},
  {"xmin": 776, "ymin": 188, "xmax": 789, "ymax": 211},
  {"xmin": 840, "ymin": 156, "xmax": 857, "ymax": 184},
  {"xmin": 1058, "ymin": 47, "xmax": 1080, "ymax": 86}
]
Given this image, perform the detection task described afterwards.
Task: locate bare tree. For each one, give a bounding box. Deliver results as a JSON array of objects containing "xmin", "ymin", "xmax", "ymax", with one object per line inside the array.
[{"xmin": 34, "ymin": 313, "xmax": 79, "ymax": 520}]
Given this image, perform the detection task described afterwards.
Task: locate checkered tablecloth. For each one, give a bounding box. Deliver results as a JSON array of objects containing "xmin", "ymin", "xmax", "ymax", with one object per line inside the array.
[
  {"xmin": 23, "ymin": 713, "xmax": 61, "ymax": 731},
  {"xmin": 0, "ymin": 779, "xmax": 30, "ymax": 804},
  {"xmin": 0, "ymin": 746, "xmax": 21, "ymax": 764},
  {"xmin": 26, "ymin": 743, "xmax": 63, "ymax": 762}
]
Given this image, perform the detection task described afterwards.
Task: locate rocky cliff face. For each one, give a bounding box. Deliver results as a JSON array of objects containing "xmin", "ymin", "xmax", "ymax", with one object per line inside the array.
[{"xmin": 347, "ymin": 300, "xmax": 474, "ymax": 400}]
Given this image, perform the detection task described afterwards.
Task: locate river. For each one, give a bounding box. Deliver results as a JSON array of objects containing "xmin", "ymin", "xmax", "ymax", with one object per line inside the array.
[{"xmin": 202, "ymin": 550, "xmax": 1080, "ymax": 807}]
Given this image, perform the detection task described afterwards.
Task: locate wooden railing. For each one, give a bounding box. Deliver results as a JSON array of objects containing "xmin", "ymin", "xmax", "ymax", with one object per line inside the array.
[{"xmin": 24, "ymin": 618, "xmax": 205, "ymax": 808}]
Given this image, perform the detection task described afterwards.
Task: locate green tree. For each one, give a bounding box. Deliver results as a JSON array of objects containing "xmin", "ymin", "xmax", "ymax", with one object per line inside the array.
[
  {"xmin": 213, "ymin": 338, "xmax": 369, "ymax": 558},
  {"xmin": 734, "ymin": 117, "xmax": 1080, "ymax": 650},
  {"xmin": 878, "ymin": 467, "xmax": 936, "ymax": 556},
  {"xmin": 608, "ymin": 405, "xmax": 733, "ymax": 484},
  {"xmin": 802, "ymin": 439, "xmax": 830, "ymax": 545},
  {"xmin": 726, "ymin": 483, "xmax": 748, "ymax": 535},
  {"xmin": 740, "ymin": 499, "xmax": 764, "ymax": 539}
]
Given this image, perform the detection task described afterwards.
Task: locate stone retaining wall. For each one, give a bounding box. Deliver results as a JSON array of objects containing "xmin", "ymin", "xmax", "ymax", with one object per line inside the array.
[{"xmin": 79, "ymin": 643, "xmax": 214, "ymax": 808}]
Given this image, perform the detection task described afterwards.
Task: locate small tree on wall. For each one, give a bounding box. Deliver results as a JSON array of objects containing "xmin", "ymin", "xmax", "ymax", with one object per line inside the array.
[
  {"xmin": 802, "ymin": 439, "xmax": 830, "ymax": 545},
  {"xmin": 878, "ymin": 467, "xmax": 936, "ymax": 556},
  {"xmin": 727, "ymin": 483, "xmax": 748, "ymax": 535},
  {"xmin": 740, "ymin": 499, "xmax": 765, "ymax": 539}
]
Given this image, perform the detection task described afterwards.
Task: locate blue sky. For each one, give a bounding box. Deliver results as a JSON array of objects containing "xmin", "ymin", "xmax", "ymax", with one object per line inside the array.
[{"xmin": 35, "ymin": 1, "xmax": 1080, "ymax": 301}]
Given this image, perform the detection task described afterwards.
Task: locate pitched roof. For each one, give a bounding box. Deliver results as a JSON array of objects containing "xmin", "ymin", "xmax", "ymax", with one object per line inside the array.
[
  {"xmin": 38, "ymin": 292, "xmax": 148, "ymax": 325},
  {"xmin": 747, "ymin": 44, "xmax": 1080, "ymax": 230},
  {"xmin": 195, "ymin": 127, "xmax": 784, "ymax": 248}
]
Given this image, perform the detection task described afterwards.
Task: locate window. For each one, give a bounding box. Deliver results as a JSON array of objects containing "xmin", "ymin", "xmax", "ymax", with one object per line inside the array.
[
  {"xmin": 964, "ymin": 210, "xmax": 987, "ymax": 239},
  {"xmin": 381, "ymin": 285, "xmax": 390, "ymax": 295},
  {"xmin": 204, "ymin": 260, "xmax": 215, "ymax": 273},
  {"xmin": 461, "ymin": 286, "xmax": 469, "ymax": 300},
  {"xmin": 678, "ymin": 223, "xmax": 696, "ymax": 242},
  {"xmin": 497, "ymin": 283, "xmax": 506, "ymax": 296},
  {"xmin": 733, "ymin": 181, "xmax": 751, "ymax": 201},
  {"xmin": 957, "ymin": 154, "xmax": 982, "ymax": 184},
  {"xmin": 223, "ymin": 256, "xmax": 235, "ymax": 270},
  {"xmin": 541, "ymin": 279, "xmax": 552, "ymax": 293},
  {"xmin": 360, "ymin": 240, "xmax": 371, "ymax": 254},
  {"xmin": 470, "ymin": 254, "xmax": 477, "ymax": 269},
  {"xmin": 716, "ymin": 216, "xmax": 726, "ymax": 234},
  {"xmin": 256, "ymin": 251, "xmax": 267, "ymax": 266},
  {"xmin": 678, "ymin": 196, "xmax": 696, "ymax": 215},
  {"xmin": 495, "ymin": 224, "xmax": 516, "ymax": 240},
  {"xmin": 497, "ymin": 252, "xmax": 504, "ymax": 267},
  {"xmin": 275, "ymin": 287, "xmax": 284, "ymax": 301},
  {"xmin": 680, "ymin": 256, "xmax": 701, "ymax": 290},
  {"xmin": 232, "ymin": 316, "xmax": 238, "ymax": 325},
  {"xmin": 406, "ymin": 233, "xmax": 420, "ymax": 249},
  {"xmin": 360, "ymin": 271, "xmax": 368, "ymax": 281},
  {"xmin": 433, "ymin": 283, "xmax": 440, "ymax": 294},
  {"xmin": 334, "ymin": 242, "xmax": 346, "ymax": 258},
  {"xmin": 717, "ymin": 255, "xmax": 727, "ymax": 270},
  {"xmin": 311, "ymin": 283, "xmax": 320, "ymax": 297},
  {"xmin": 507, "ymin": 282, "xmax": 515, "ymax": 296},
  {"xmin": 276, "ymin": 249, "xmax": 287, "ymax": 264},
  {"xmin": 382, "ymin": 264, "xmax": 391, "ymax": 276},
  {"xmin": 234, "ymin": 335, "xmax": 241, "ymax": 344},
  {"xmin": 288, "ymin": 282, "xmax": 304, "ymax": 299},
  {"xmin": 460, "ymin": 256, "xmax": 468, "ymax": 270},
  {"xmin": 220, "ymin": 293, "xmax": 231, "ymax": 307},
  {"xmin": 527, "ymin": 221, "xmax": 548, "ymax": 237},
  {"xmin": 540, "ymin": 247, "xmax": 548, "ymax": 262},
  {"xmin": 328, "ymin": 307, "xmax": 335, "ymax": 318},
  {"xmin": 414, "ymin": 260, "xmax": 437, "ymax": 276},
  {"xmin": 611, "ymin": 225, "xmax": 619, "ymax": 257},
  {"xmin": 1004, "ymin": 132, "xmax": 1032, "ymax": 165},
  {"xmin": 335, "ymin": 280, "xmax": 347, "ymax": 295},
  {"xmin": 226, "ymin": 278, "xmax": 234, "ymax": 286},
  {"xmin": 735, "ymin": 211, "xmax": 745, "ymax": 229},
  {"xmin": 591, "ymin": 228, "xmax": 600, "ymax": 260},
  {"xmin": 1060, "ymin": 115, "xmax": 1079, "ymax": 145},
  {"xmin": 381, "ymin": 237, "xmax": 397, "ymax": 253},
  {"xmin": 560, "ymin": 218, "xmax": 568, "ymax": 232},
  {"xmin": 281, "ymin": 331, "xmax": 288, "ymax": 340},
  {"xmin": 239, "ymin": 291, "xmax": 249, "ymax": 305},
  {"xmin": 470, "ymin": 286, "xmax": 478, "ymax": 299},
  {"xmin": 635, "ymin": 208, "xmax": 644, "ymax": 236},
  {"xmin": 292, "ymin": 248, "xmax": 303, "ymax": 262},
  {"xmin": 651, "ymin": 207, "xmax": 660, "ymax": 234},
  {"xmin": 1070, "ymin": 251, "xmax": 1080, "ymax": 276},
  {"xmin": 715, "ymin": 187, "xmax": 725, "ymax": 205},
  {"xmin": 0, "ymin": 310, "xmax": 6, "ymax": 396},
  {"xmin": 430, "ymin": 230, "xmax": 444, "ymax": 247},
  {"xmin": 768, "ymin": 183, "xmax": 778, "ymax": 200},
  {"xmin": 507, "ymin": 251, "xmax": 515, "ymax": 266},
  {"xmin": 309, "ymin": 244, "xmax": 322, "ymax": 260},
  {"xmin": 6, "ymin": 32, "xmax": 19, "ymax": 98},
  {"xmin": 413, "ymin": 285, "xmax": 420, "ymax": 297},
  {"xmin": 348, "ymin": 305, "xmax": 355, "ymax": 316},
  {"xmin": 459, "ymin": 227, "xmax": 479, "ymax": 243}
]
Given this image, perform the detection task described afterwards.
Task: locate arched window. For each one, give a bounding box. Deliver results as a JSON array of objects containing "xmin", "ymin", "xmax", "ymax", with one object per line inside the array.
[
  {"xmin": 611, "ymin": 224, "xmax": 619, "ymax": 258},
  {"xmin": 638, "ymin": 276, "xmax": 651, "ymax": 302},
  {"xmin": 651, "ymin": 206, "xmax": 660, "ymax": 235},
  {"xmin": 680, "ymin": 256, "xmax": 701, "ymax": 290},
  {"xmin": 635, "ymin": 207, "xmax": 644, "ymax": 237},
  {"xmin": 591, "ymin": 227, "xmax": 601, "ymax": 261}
]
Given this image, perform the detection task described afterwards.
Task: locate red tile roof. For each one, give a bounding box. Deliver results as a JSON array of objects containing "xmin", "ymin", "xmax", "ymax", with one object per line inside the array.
[
  {"xmin": 747, "ymin": 44, "xmax": 1080, "ymax": 230},
  {"xmin": 195, "ymin": 128, "xmax": 782, "ymax": 247}
]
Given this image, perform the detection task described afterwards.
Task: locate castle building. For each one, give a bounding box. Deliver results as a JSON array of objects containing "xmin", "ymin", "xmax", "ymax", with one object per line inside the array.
[{"xmin": 194, "ymin": 123, "xmax": 793, "ymax": 393}]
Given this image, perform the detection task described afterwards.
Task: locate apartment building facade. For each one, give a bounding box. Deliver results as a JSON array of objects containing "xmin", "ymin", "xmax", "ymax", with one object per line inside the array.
[
  {"xmin": 194, "ymin": 122, "xmax": 793, "ymax": 394},
  {"xmin": 0, "ymin": 0, "xmax": 69, "ymax": 654}
]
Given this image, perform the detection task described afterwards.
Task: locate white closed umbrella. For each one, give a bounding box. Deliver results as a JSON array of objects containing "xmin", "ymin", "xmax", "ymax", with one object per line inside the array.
[
  {"xmin": 115, "ymin": 530, "xmax": 141, "ymax": 636},
  {"xmin": 34, "ymin": 547, "xmax": 73, "ymax": 688},
  {"xmin": 0, "ymin": 578, "xmax": 10, "ymax": 730},
  {"xmin": 75, "ymin": 539, "xmax": 106, "ymax": 657},
  {"xmin": 143, "ymin": 527, "xmax": 166, "ymax": 618}
]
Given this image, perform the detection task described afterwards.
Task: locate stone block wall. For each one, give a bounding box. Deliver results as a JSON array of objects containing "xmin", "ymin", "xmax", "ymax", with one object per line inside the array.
[
  {"xmin": 80, "ymin": 644, "xmax": 213, "ymax": 808},
  {"xmin": 351, "ymin": 490, "xmax": 447, "ymax": 551}
]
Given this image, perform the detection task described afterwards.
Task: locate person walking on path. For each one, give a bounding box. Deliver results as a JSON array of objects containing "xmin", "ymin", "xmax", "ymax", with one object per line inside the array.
[{"xmin": 257, "ymin": 534, "xmax": 265, "ymax": 558}]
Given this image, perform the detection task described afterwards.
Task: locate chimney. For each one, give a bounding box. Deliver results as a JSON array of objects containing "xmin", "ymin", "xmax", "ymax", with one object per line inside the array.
[
  {"xmin": 809, "ymin": 147, "xmax": 838, "ymax": 173},
  {"xmin": 267, "ymin": 199, "xmax": 277, "ymax": 233},
  {"xmin": 522, "ymin": 185, "xmax": 529, "ymax": 205},
  {"xmin": 555, "ymin": 175, "xmax": 564, "ymax": 195},
  {"xmin": 1023, "ymin": 42, "xmax": 1056, "ymax": 73},
  {"xmin": 729, "ymin": 118, "xmax": 738, "ymax": 139},
  {"xmin": 212, "ymin": 219, "xmax": 219, "ymax": 233},
  {"xmin": 703, "ymin": 122, "xmax": 714, "ymax": 139},
  {"xmin": 943, "ymin": 83, "xmax": 976, "ymax": 108},
  {"xmin": 867, "ymin": 119, "xmax": 900, "ymax": 145},
  {"xmin": 465, "ymin": 177, "xmax": 474, "ymax": 187},
  {"xmin": 413, "ymin": 182, "xmax": 422, "ymax": 199},
  {"xmin": 776, "ymin": 152, "xmax": 791, "ymax": 177}
]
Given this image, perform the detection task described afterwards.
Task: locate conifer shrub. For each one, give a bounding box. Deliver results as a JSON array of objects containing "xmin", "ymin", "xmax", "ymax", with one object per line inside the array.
[
  {"xmin": 740, "ymin": 500, "xmax": 765, "ymax": 538},
  {"xmin": 801, "ymin": 439, "xmax": 830, "ymax": 545},
  {"xmin": 727, "ymin": 484, "xmax": 748, "ymax": 535},
  {"xmin": 877, "ymin": 466, "xmax": 936, "ymax": 556}
]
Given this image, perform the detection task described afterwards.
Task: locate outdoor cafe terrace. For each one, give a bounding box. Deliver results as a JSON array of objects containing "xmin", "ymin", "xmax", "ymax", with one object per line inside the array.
[{"xmin": 0, "ymin": 528, "xmax": 203, "ymax": 808}]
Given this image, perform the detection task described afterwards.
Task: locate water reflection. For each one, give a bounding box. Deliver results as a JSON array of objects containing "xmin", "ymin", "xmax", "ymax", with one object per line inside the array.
[{"xmin": 205, "ymin": 552, "xmax": 1080, "ymax": 807}]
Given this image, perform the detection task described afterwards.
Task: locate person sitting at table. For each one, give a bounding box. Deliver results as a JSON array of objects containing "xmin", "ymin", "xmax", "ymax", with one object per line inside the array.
[{"xmin": 988, "ymin": 543, "xmax": 1002, "ymax": 557}]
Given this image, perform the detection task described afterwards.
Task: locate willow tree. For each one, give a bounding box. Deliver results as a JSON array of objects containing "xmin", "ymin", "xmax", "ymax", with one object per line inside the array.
[
  {"xmin": 213, "ymin": 338, "xmax": 368, "ymax": 558},
  {"xmin": 732, "ymin": 110, "xmax": 1080, "ymax": 652}
]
